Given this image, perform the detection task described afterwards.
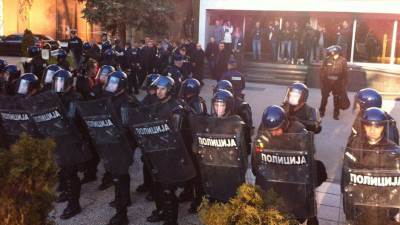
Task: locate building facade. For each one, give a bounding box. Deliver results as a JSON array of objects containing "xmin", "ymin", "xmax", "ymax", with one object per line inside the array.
[{"xmin": 199, "ymin": 0, "xmax": 400, "ymax": 65}]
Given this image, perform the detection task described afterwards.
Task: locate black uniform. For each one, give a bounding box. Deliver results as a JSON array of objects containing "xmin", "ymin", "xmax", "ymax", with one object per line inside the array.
[
  {"xmin": 252, "ymin": 121, "xmax": 319, "ymax": 224},
  {"xmin": 319, "ymin": 55, "xmax": 348, "ymax": 117},
  {"xmin": 342, "ymin": 137, "xmax": 400, "ymax": 225},
  {"xmin": 27, "ymin": 56, "xmax": 47, "ymax": 80},
  {"xmin": 163, "ymin": 66, "xmax": 183, "ymax": 96},
  {"xmin": 234, "ymin": 97, "xmax": 253, "ymax": 154},
  {"xmin": 283, "ymin": 103, "xmax": 322, "ymax": 134},
  {"xmin": 68, "ymin": 36, "xmax": 83, "ymax": 67}
]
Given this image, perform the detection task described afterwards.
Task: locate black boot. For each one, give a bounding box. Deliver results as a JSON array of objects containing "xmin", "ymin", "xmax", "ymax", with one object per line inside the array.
[
  {"xmin": 178, "ymin": 183, "xmax": 194, "ymax": 203},
  {"xmin": 333, "ymin": 95, "xmax": 340, "ymax": 120},
  {"xmin": 60, "ymin": 174, "xmax": 81, "ymax": 220},
  {"xmin": 307, "ymin": 216, "xmax": 319, "ymax": 225},
  {"xmin": 56, "ymin": 191, "xmax": 68, "ymax": 203},
  {"xmin": 163, "ymin": 189, "xmax": 179, "ymax": 225},
  {"xmin": 98, "ymin": 171, "xmax": 113, "ymax": 190},
  {"xmin": 107, "ymin": 208, "xmax": 128, "ymax": 225}
]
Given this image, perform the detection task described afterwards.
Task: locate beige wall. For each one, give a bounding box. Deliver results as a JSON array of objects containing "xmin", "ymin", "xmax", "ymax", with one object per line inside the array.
[{"xmin": 3, "ymin": 0, "xmax": 100, "ymax": 41}]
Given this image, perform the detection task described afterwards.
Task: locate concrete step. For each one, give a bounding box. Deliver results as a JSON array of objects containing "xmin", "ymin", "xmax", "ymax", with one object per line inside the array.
[
  {"xmin": 244, "ymin": 66, "xmax": 307, "ymax": 75},
  {"xmin": 246, "ymin": 76, "xmax": 306, "ymax": 86},
  {"xmin": 244, "ymin": 62, "xmax": 308, "ymax": 71}
]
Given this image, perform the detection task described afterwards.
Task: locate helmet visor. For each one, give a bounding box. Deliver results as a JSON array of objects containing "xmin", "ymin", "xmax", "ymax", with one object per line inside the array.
[
  {"xmin": 17, "ymin": 79, "xmax": 29, "ymax": 94},
  {"xmin": 54, "ymin": 76, "xmax": 65, "ymax": 93},
  {"xmin": 288, "ymin": 89, "xmax": 302, "ymax": 106},
  {"xmin": 105, "ymin": 76, "xmax": 119, "ymax": 93},
  {"xmin": 44, "ymin": 70, "xmax": 56, "ymax": 84}
]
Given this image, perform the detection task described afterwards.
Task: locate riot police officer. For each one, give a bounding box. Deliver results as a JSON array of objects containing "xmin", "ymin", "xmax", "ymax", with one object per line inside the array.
[
  {"xmin": 141, "ymin": 73, "xmax": 160, "ymax": 106},
  {"xmin": 57, "ymin": 49, "xmax": 70, "ymax": 71},
  {"xmin": 142, "ymin": 75, "xmax": 195, "ymax": 225},
  {"xmin": 90, "ymin": 65, "xmax": 116, "ymax": 100},
  {"xmin": 15, "ymin": 73, "xmax": 41, "ymax": 98},
  {"xmin": 1, "ymin": 64, "xmax": 20, "ymax": 96},
  {"xmin": 176, "ymin": 78, "xmax": 207, "ymax": 209},
  {"xmin": 342, "ymin": 107, "xmax": 400, "ymax": 225},
  {"xmin": 44, "ymin": 69, "xmax": 92, "ymax": 219},
  {"xmin": 101, "ymin": 48, "xmax": 119, "ymax": 69},
  {"xmin": 41, "ymin": 64, "xmax": 61, "ymax": 92},
  {"xmin": 163, "ymin": 54, "xmax": 184, "ymax": 96},
  {"xmin": 68, "ymin": 29, "xmax": 83, "ymax": 68},
  {"xmin": 221, "ymin": 58, "xmax": 245, "ymax": 99},
  {"xmin": 0, "ymin": 73, "xmax": 40, "ymax": 147},
  {"xmin": 319, "ymin": 45, "xmax": 348, "ymax": 120},
  {"xmin": 26, "ymin": 46, "xmax": 47, "ymax": 80},
  {"xmin": 282, "ymin": 82, "xmax": 322, "ymax": 133},
  {"xmin": 214, "ymin": 80, "xmax": 253, "ymax": 155},
  {"xmin": 135, "ymin": 74, "xmax": 160, "ymax": 200},
  {"xmin": 178, "ymin": 78, "xmax": 207, "ymax": 115},
  {"xmin": 349, "ymin": 88, "xmax": 399, "ymax": 144},
  {"xmin": 78, "ymin": 71, "xmax": 138, "ymax": 225},
  {"xmin": 126, "ymin": 42, "xmax": 142, "ymax": 95},
  {"xmin": 0, "ymin": 59, "xmax": 8, "ymax": 95},
  {"xmin": 252, "ymin": 105, "xmax": 319, "ymax": 225},
  {"xmin": 189, "ymin": 89, "xmax": 247, "ymax": 205}
]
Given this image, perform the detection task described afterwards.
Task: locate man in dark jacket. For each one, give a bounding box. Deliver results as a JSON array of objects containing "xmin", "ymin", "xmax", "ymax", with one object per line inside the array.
[
  {"xmin": 205, "ymin": 37, "xmax": 219, "ymax": 80},
  {"xmin": 215, "ymin": 42, "xmax": 230, "ymax": 81},
  {"xmin": 191, "ymin": 43, "xmax": 205, "ymax": 85}
]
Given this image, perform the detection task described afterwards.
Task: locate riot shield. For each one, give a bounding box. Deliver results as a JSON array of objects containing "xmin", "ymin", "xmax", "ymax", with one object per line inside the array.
[
  {"xmin": 0, "ymin": 95, "xmax": 36, "ymax": 146},
  {"xmin": 342, "ymin": 146, "xmax": 400, "ymax": 225},
  {"xmin": 253, "ymin": 132, "xmax": 316, "ymax": 218},
  {"xmin": 190, "ymin": 115, "xmax": 247, "ymax": 202},
  {"xmin": 77, "ymin": 97, "xmax": 133, "ymax": 175},
  {"xmin": 128, "ymin": 105, "xmax": 196, "ymax": 184},
  {"xmin": 27, "ymin": 91, "xmax": 91, "ymax": 166}
]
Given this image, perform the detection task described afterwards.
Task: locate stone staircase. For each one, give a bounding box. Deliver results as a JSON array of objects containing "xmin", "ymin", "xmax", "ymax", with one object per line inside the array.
[{"xmin": 243, "ymin": 61, "xmax": 308, "ymax": 86}]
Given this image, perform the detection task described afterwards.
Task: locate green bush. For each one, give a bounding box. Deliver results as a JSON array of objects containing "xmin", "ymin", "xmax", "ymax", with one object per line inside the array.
[
  {"xmin": 0, "ymin": 134, "xmax": 57, "ymax": 225},
  {"xmin": 198, "ymin": 184, "xmax": 297, "ymax": 225}
]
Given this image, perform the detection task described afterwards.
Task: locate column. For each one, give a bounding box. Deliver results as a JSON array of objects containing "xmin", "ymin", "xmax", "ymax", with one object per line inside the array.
[
  {"xmin": 390, "ymin": 20, "xmax": 398, "ymax": 64},
  {"xmin": 350, "ymin": 19, "xmax": 357, "ymax": 63}
]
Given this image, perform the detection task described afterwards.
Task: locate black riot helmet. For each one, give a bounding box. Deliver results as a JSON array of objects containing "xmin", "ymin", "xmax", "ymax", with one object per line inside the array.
[
  {"xmin": 96, "ymin": 65, "xmax": 115, "ymax": 84},
  {"xmin": 42, "ymin": 64, "xmax": 61, "ymax": 86},
  {"xmin": 28, "ymin": 46, "xmax": 41, "ymax": 57},
  {"xmin": 356, "ymin": 88, "xmax": 382, "ymax": 111},
  {"xmin": 144, "ymin": 73, "xmax": 160, "ymax": 90},
  {"xmin": 83, "ymin": 42, "xmax": 92, "ymax": 51},
  {"xmin": 213, "ymin": 80, "xmax": 233, "ymax": 95},
  {"xmin": 57, "ymin": 49, "xmax": 67, "ymax": 60},
  {"xmin": 0, "ymin": 59, "xmax": 8, "ymax": 72},
  {"xmin": 284, "ymin": 82, "xmax": 309, "ymax": 106},
  {"xmin": 326, "ymin": 45, "xmax": 342, "ymax": 56},
  {"xmin": 52, "ymin": 69, "xmax": 73, "ymax": 93},
  {"xmin": 102, "ymin": 41, "xmax": 112, "ymax": 51},
  {"xmin": 361, "ymin": 107, "xmax": 388, "ymax": 144},
  {"xmin": 103, "ymin": 48, "xmax": 114, "ymax": 58},
  {"xmin": 211, "ymin": 89, "xmax": 234, "ymax": 118},
  {"xmin": 152, "ymin": 75, "xmax": 175, "ymax": 94},
  {"xmin": 262, "ymin": 105, "xmax": 287, "ymax": 131},
  {"xmin": 15, "ymin": 73, "xmax": 40, "ymax": 96},
  {"xmin": 4, "ymin": 65, "xmax": 21, "ymax": 83},
  {"xmin": 179, "ymin": 78, "xmax": 201, "ymax": 99},
  {"xmin": 103, "ymin": 71, "xmax": 128, "ymax": 94}
]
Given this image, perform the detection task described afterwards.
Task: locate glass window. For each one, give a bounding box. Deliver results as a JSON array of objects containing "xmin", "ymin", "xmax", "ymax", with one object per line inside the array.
[{"xmin": 354, "ymin": 16, "xmax": 394, "ymax": 64}]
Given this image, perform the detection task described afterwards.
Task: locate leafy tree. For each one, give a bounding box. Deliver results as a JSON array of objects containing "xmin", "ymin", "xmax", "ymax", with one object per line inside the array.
[
  {"xmin": 198, "ymin": 184, "xmax": 297, "ymax": 225},
  {"xmin": 0, "ymin": 134, "xmax": 57, "ymax": 225},
  {"xmin": 79, "ymin": 0, "xmax": 175, "ymax": 43}
]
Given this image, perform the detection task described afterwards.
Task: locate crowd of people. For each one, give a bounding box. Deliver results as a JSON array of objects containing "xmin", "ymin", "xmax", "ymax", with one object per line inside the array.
[
  {"xmin": 0, "ymin": 26, "xmax": 398, "ymax": 225},
  {"xmin": 209, "ymin": 18, "xmax": 352, "ymax": 65}
]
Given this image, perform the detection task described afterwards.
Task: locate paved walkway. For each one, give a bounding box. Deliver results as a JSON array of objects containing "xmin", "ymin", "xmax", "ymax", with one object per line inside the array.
[{"xmin": 49, "ymin": 78, "xmax": 400, "ymax": 225}]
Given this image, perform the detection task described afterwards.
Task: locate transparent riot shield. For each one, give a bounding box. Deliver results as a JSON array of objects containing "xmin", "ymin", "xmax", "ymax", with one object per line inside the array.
[
  {"xmin": 129, "ymin": 106, "xmax": 196, "ymax": 184},
  {"xmin": 342, "ymin": 145, "xmax": 400, "ymax": 225},
  {"xmin": 191, "ymin": 115, "xmax": 247, "ymax": 202},
  {"xmin": 253, "ymin": 132, "xmax": 316, "ymax": 218},
  {"xmin": 0, "ymin": 96, "xmax": 35, "ymax": 144}
]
